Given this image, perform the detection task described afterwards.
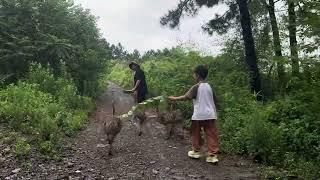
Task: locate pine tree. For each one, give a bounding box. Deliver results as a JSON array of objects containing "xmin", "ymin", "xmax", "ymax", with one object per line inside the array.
[{"xmin": 161, "ymin": 0, "xmax": 262, "ymax": 95}]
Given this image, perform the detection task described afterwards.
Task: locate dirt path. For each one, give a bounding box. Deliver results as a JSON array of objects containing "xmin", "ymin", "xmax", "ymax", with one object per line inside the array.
[{"xmin": 1, "ymin": 82, "xmax": 261, "ymax": 180}]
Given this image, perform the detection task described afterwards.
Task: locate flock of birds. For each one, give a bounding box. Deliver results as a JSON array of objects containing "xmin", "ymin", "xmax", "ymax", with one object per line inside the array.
[{"xmin": 97, "ymin": 95, "xmax": 184, "ymax": 155}]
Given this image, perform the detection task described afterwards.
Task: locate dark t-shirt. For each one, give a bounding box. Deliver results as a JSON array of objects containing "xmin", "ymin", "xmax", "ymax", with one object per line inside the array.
[{"xmin": 134, "ymin": 69, "xmax": 148, "ymax": 96}]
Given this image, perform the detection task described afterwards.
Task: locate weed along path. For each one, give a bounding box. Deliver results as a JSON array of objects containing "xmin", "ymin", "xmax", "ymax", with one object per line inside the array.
[{"xmin": 1, "ymin": 82, "xmax": 261, "ymax": 179}]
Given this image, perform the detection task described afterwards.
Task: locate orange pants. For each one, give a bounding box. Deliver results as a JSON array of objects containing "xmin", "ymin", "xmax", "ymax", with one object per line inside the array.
[{"xmin": 191, "ymin": 120, "xmax": 219, "ymax": 155}]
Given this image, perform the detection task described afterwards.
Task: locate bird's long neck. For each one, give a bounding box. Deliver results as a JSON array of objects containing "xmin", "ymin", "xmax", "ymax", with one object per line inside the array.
[{"xmin": 112, "ymin": 100, "xmax": 115, "ymax": 117}]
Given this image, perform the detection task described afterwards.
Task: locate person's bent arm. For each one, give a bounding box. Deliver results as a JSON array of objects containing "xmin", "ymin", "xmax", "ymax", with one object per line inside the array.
[{"xmin": 131, "ymin": 80, "xmax": 141, "ymax": 91}]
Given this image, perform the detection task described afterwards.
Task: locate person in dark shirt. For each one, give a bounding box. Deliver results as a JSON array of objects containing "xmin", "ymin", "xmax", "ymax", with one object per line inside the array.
[{"xmin": 128, "ymin": 61, "xmax": 148, "ymax": 103}]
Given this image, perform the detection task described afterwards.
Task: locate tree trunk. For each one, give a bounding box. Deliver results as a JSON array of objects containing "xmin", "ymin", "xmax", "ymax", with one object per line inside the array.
[
  {"xmin": 236, "ymin": 0, "xmax": 262, "ymax": 97},
  {"xmin": 288, "ymin": 0, "xmax": 299, "ymax": 76},
  {"xmin": 267, "ymin": 0, "xmax": 285, "ymax": 86}
]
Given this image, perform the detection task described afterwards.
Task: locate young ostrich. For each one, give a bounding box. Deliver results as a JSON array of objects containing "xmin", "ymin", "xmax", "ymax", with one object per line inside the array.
[
  {"xmin": 131, "ymin": 111, "xmax": 147, "ymax": 136},
  {"xmin": 156, "ymin": 105, "xmax": 184, "ymax": 139},
  {"xmin": 102, "ymin": 98, "xmax": 122, "ymax": 155}
]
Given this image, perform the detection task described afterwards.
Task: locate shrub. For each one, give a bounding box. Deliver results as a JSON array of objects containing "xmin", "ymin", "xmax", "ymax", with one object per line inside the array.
[
  {"xmin": 266, "ymin": 97, "xmax": 320, "ymax": 159},
  {"xmin": 27, "ymin": 63, "xmax": 94, "ymax": 111},
  {"xmin": 0, "ymin": 63, "xmax": 94, "ymax": 155},
  {"xmin": 13, "ymin": 137, "xmax": 31, "ymax": 158},
  {"xmin": 62, "ymin": 110, "xmax": 88, "ymax": 136},
  {"xmin": 244, "ymin": 108, "xmax": 284, "ymax": 163},
  {"xmin": 0, "ymin": 82, "xmax": 57, "ymax": 132},
  {"xmin": 39, "ymin": 140, "xmax": 56, "ymax": 156}
]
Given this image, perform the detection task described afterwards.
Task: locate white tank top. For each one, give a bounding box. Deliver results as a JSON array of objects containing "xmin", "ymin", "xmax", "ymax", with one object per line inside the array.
[{"xmin": 192, "ymin": 83, "xmax": 217, "ymax": 120}]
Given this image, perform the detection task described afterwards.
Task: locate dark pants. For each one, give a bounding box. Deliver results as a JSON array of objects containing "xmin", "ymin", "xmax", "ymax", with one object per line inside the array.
[
  {"xmin": 137, "ymin": 94, "xmax": 146, "ymax": 103},
  {"xmin": 134, "ymin": 91, "xmax": 146, "ymax": 103}
]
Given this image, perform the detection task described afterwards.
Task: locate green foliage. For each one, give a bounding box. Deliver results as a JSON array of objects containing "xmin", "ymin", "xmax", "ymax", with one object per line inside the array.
[
  {"xmin": 27, "ymin": 63, "xmax": 94, "ymax": 110},
  {"xmin": 109, "ymin": 49, "xmax": 209, "ymax": 119},
  {"xmin": 108, "ymin": 63, "xmax": 133, "ymax": 88},
  {"xmin": 0, "ymin": 64, "xmax": 94, "ymax": 155},
  {"xmin": 108, "ymin": 48, "xmax": 320, "ymax": 179},
  {"xmin": 0, "ymin": 0, "xmax": 319, "ymax": 178},
  {"xmin": 39, "ymin": 141, "xmax": 56, "ymax": 156},
  {"xmin": 0, "ymin": 131, "xmax": 18, "ymax": 145},
  {"xmin": 98, "ymin": 60, "xmax": 117, "ymax": 93},
  {"xmin": 109, "ymin": 48, "xmax": 251, "ymax": 124},
  {"xmin": 13, "ymin": 137, "xmax": 31, "ymax": 158},
  {"xmin": 0, "ymin": 0, "xmax": 111, "ymax": 97},
  {"xmin": 218, "ymin": 69, "xmax": 320, "ymax": 179},
  {"xmin": 0, "ymin": 82, "xmax": 55, "ymax": 132},
  {"xmin": 63, "ymin": 110, "xmax": 88, "ymax": 136},
  {"xmin": 0, "ymin": 0, "xmax": 111, "ymax": 157},
  {"xmin": 266, "ymin": 97, "xmax": 320, "ymax": 161},
  {"xmin": 297, "ymin": 0, "xmax": 320, "ymax": 54}
]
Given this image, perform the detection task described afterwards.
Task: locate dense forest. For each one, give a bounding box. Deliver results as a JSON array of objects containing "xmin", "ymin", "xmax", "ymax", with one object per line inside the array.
[{"xmin": 1, "ymin": 0, "xmax": 319, "ymax": 179}]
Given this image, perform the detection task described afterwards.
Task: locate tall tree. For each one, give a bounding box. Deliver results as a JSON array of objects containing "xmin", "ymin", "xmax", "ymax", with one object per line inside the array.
[
  {"xmin": 236, "ymin": 0, "xmax": 262, "ymax": 94},
  {"xmin": 288, "ymin": 0, "xmax": 299, "ymax": 76},
  {"xmin": 161, "ymin": 0, "xmax": 262, "ymax": 95},
  {"xmin": 262, "ymin": 0, "xmax": 285, "ymax": 86},
  {"xmin": 111, "ymin": 43, "xmax": 130, "ymax": 60},
  {"xmin": 131, "ymin": 49, "xmax": 141, "ymax": 60}
]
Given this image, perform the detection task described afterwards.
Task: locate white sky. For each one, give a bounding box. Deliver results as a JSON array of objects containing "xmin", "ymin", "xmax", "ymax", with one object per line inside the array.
[{"xmin": 73, "ymin": 0, "xmax": 228, "ymax": 55}]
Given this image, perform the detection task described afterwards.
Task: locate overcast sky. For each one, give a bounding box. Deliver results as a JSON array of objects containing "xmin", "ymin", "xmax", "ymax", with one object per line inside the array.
[{"xmin": 73, "ymin": 0, "xmax": 228, "ymax": 55}]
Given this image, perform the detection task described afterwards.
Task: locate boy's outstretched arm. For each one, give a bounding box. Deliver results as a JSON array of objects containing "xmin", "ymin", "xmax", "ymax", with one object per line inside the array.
[
  {"xmin": 168, "ymin": 84, "xmax": 198, "ymax": 101},
  {"xmin": 168, "ymin": 95, "xmax": 188, "ymax": 101}
]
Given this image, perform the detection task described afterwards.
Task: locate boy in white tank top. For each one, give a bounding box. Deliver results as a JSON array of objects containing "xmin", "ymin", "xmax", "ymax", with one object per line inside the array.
[{"xmin": 168, "ymin": 65, "xmax": 219, "ymax": 164}]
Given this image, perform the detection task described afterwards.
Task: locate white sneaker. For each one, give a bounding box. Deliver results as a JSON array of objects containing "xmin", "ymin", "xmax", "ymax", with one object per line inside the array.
[
  {"xmin": 206, "ymin": 155, "xmax": 219, "ymax": 164},
  {"xmin": 188, "ymin": 150, "xmax": 201, "ymax": 159}
]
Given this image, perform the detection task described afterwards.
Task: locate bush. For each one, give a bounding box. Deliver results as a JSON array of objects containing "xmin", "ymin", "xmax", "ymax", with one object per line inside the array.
[
  {"xmin": 0, "ymin": 63, "xmax": 94, "ymax": 155},
  {"xmin": 27, "ymin": 63, "xmax": 94, "ymax": 111},
  {"xmin": 13, "ymin": 137, "xmax": 31, "ymax": 158},
  {"xmin": 244, "ymin": 108, "xmax": 284, "ymax": 163},
  {"xmin": 0, "ymin": 82, "xmax": 69, "ymax": 140},
  {"xmin": 0, "ymin": 82, "xmax": 57, "ymax": 132},
  {"xmin": 266, "ymin": 98, "xmax": 320, "ymax": 160},
  {"xmin": 62, "ymin": 110, "xmax": 88, "ymax": 136},
  {"xmin": 39, "ymin": 140, "xmax": 57, "ymax": 157}
]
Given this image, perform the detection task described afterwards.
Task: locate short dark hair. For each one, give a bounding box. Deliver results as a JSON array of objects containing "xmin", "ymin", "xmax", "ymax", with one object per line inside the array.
[{"xmin": 194, "ymin": 65, "xmax": 208, "ymax": 79}]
